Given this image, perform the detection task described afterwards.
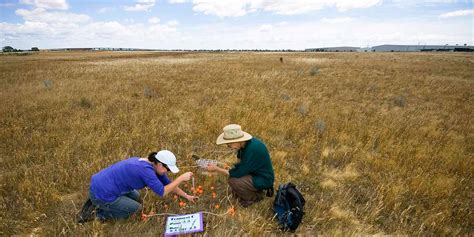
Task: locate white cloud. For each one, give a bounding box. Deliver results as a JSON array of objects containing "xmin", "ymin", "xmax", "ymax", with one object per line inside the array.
[
  {"xmin": 264, "ymin": 0, "xmax": 382, "ymax": 14},
  {"xmin": 255, "ymin": 1, "xmax": 325, "ymax": 15},
  {"xmin": 2, "ymin": 9, "xmax": 181, "ymax": 49},
  {"xmin": 149, "ymin": 17, "xmax": 160, "ymax": 24},
  {"xmin": 20, "ymin": 0, "xmax": 69, "ymax": 10},
  {"xmin": 168, "ymin": 16, "xmax": 473, "ymax": 50},
  {"xmin": 258, "ymin": 24, "xmax": 273, "ymax": 32},
  {"xmin": 89, "ymin": 21, "xmax": 134, "ymax": 39},
  {"xmin": 333, "ymin": 0, "xmax": 381, "ymax": 11},
  {"xmin": 191, "ymin": 0, "xmax": 254, "ymax": 17},
  {"xmin": 122, "ymin": 0, "xmax": 156, "ymax": 11},
  {"xmin": 4, "ymin": 8, "xmax": 89, "ymax": 40},
  {"xmin": 182, "ymin": 0, "xmax": 382, "ymax": 17},
  {"xmin": 391, "ymin": 0, "xmax": 458, "ymax": 3},
  {"xmin": 19, "ymin": 0, "xmax": 34, "ymax": 5},
  {"xmin": 98, "ymin": 7, "xmax": 114, "ymax": 14},
  {"xmin": 1, "ymin": 21, "xmax": 51, "ymax": 35},
  {"xmin": 84, "ymin": 21, "xmax": 179, "ymax": 48},
  {"xmin": 321, "ymin": 17, "xmax": 355, "ymax": 24},
  {"xmin": 166, "ymin": 20, "xmax": 179, "ymax": 27},
  {"xmin": 169, "ymin": 0, "xmax": 188, "ymax": 3},
  {"xmin": 124, "ymin": 18, "xmax": 135, "ymax": 23},
  {"xmin": 254, "ymin": 1, "xmax": 314, "ymax": 15},
  {"xmin": 439, "ymin": 9, "xmax": 474, "ymax": 18},
  {"xmin": 15, "ymin": 8, "xmax": 89, "ymax": 24}
]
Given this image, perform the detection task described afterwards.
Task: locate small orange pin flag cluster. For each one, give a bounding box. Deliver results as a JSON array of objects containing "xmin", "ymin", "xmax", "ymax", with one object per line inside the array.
[
  {"xmin": 179, "ymin": 201, "xmax": 186, "ymax": 208},
  {"xmin": 228, "ymin": 206, "xmax": 236, "ymax": 217},
  {"xmin": 192, "ymin": 185, "xmax": 204, "ymax": 195},
  {"xmin": 141, "ymin": 213, "xmax": 148, "ymax": 221},
  {"xmin": 141, "ymin": 211, "xmax": 156, "ymax": 221}
]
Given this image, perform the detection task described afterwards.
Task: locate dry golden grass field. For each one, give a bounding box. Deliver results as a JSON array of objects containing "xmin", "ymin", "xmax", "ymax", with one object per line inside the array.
[{"xmin": 1, "ymin": 51, "xmax": 473, "ymax": 236}]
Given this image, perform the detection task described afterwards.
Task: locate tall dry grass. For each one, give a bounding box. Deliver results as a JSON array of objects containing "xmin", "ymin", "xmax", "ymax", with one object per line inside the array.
[{"xmin": 0, "ymin": 51, "xmax": 473, "ymax": 235}]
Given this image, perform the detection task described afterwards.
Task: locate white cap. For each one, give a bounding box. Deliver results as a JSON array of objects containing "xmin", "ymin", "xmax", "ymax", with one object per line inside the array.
[{"xmin": 155, "ymin": 150, "xmax": 179, "ymax": 173}]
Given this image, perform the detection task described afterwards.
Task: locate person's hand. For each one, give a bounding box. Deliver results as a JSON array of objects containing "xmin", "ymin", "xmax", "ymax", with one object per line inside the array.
[
  {"xmin": 207, "ymin": 163, "xmax": 218, "ymax": 172},
  {"xmin": 179, "ymin": 172, "xmax": 193, "ymax": 182},
  {"xmin": 185, "ymin": 194, "xmax": 198, "ymax": 203}
]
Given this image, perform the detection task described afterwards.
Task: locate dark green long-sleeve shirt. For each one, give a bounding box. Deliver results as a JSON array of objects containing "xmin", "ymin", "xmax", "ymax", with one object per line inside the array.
[{"xmin": 229, "ymin": 138, "xmax": 275, "ymax": 190}]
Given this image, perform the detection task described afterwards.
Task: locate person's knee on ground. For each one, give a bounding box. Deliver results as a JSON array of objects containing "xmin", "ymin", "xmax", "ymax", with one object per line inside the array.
[
  {"xmin": 228, "ymin": 177, "xmax": 246, "ymax": 197},
  {"xmin": 99, "ymin": 202, "xmax": 142, "ymax": 220},
  {"xmin": 95, "ymin": 196, "xmax": 142, "ymax": 221},
  {"xmin": 124, "ymin": 190, "xmax": 141, "ymax": 203},
  {"xmin": 228, "ymin": 177, "xmax": 262, "ymax": 207},
  {"xmin": 116, "ymin": 202, "xmax": 142, "ymax": 220},
  {"xmin": 227, "ymin": 177, "xmax": 239, "ymax": 191}
]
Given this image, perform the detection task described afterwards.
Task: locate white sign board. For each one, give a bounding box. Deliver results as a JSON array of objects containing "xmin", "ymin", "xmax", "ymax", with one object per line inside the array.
[{"xmin": 164, "ymin": 212, "xmax": 204, "ymax": 236}]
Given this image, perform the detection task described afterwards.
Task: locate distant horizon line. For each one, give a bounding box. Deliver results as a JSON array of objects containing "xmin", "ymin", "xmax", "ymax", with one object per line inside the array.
[{"xmin": 3, "ymin": 43, "xmax": 473, "ymax": 52}]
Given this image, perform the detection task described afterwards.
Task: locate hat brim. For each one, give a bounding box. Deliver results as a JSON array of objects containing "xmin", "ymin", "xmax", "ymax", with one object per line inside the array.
[
  {"xmin": 216, "ymin": 131, "xmax": 252, "ymax": 145},
  {"xmin": 167, "ymin": 164, "xmax": 179, "ymax": 174}
]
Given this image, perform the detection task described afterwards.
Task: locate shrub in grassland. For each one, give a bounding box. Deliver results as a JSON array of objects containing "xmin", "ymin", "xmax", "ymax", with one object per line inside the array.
[
  {"xmin": 393, "ymin": 95, "xmax": 406, "ymax": 107},
  {"xmin": 310, "ymin": 67, "xmax": 320, "ymax": 76},
  {"xmin": 43, "ymin": 80, "xmax": 53, "ymax": 90},
  {"xmin": 79, "ymin": 97, "xmax": 92, "ymax": 108}
]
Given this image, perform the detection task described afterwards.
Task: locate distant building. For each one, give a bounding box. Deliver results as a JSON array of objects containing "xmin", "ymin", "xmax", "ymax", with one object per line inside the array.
[
  {"xmin": 49, "ymin": 48, "xmax": 93, "ymax": 51},
  {"xmin": 305, "ymin": 47, "xmax": 360, "ymax": 52},
  {"xmin": 371, "ymin": 44, "xmax": 474, "ymax": 52}
]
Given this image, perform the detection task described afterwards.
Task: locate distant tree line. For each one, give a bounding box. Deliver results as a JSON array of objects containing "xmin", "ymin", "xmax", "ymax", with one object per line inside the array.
[{"xmin": 2, "ymin": 46, "xmax": 39, "ymax": 52}]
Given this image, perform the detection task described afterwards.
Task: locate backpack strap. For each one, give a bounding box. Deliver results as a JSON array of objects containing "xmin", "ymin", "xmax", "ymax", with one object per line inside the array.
[{"xmin": 286, "ymin": 183, "xmax": 305, "ymax": 207}]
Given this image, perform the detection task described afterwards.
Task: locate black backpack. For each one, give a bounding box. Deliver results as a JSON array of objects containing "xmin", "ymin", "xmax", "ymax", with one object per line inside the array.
[{"xmin": 273, "ymin": 182, "xmax": 305, "ymax": 232}]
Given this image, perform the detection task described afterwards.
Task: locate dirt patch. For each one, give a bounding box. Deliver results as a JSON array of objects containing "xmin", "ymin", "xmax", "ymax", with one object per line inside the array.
[
  {"xmin": 292, "ymin": 58, "xmax": 334, "ymax": 64},
  {"xmin": 321, "ymin": 179, "xmax": 338, "ymax": 188},
  {"xmin": 322, "ymin": 164, "xmax": 359, "ymax": 181},
  {"xmin": 60, "ymin": 192, "xmax": 81, "ymax": 202},
  {"xmin": 84, "ymin": 57, "xmax": 201, "ymax": 66}
]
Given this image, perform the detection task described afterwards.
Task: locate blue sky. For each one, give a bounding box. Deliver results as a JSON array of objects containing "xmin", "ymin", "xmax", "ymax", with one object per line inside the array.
[{"xmin": 0, "ymin": 0, "xmax": 472, "ymax": 49}]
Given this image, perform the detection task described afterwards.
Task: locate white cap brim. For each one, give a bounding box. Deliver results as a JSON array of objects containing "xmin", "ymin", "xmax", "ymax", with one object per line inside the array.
[{"xmin": 168, "ymin": 164, "xmax": 179, "ymax": 173}]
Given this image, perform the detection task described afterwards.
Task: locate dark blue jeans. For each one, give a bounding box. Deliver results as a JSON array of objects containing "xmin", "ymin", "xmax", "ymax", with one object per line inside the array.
[{"xmin": 89, "ymin": 189, "xmax": 142, "ymax": 220}]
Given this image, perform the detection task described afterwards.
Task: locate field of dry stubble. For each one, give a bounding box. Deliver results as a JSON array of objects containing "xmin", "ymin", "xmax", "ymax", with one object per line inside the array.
[{"xmin": 0, "ymin": 51, "xmax": 473, "ymax": 235}]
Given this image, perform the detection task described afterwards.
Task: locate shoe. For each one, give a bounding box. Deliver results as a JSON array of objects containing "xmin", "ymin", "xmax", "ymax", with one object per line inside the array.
[
  {"xmin": 77, "ymin": 198, "xmax": 96, "ymax": 224},
  {"xmin": 265, "ymin": 187, "xmax": 274, "ymax": 197}
]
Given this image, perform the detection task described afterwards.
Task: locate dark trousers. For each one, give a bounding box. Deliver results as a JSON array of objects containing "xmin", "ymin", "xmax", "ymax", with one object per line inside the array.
[{"xmin": 228, "ymin": 175, "xmax": 264, "ymax": 207}]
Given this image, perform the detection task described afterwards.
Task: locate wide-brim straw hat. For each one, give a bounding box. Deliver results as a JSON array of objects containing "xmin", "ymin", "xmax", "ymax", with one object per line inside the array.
[{"xmin": 216, "ymin": 124, "xmax": 252, "ymax": 145}]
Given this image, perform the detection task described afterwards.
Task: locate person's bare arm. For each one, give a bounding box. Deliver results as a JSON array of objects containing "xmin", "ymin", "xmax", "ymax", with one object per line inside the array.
[
  {"xmin": 207, "ymin": 163, "xmax": 229, "ymax": 176},
  {"xmin": 174, "ymin": 187, "xmax": 198, "ymax": 202},
  {"xmin": 163, "ymin": 172, "xmax": 193, "ymax": 196}
]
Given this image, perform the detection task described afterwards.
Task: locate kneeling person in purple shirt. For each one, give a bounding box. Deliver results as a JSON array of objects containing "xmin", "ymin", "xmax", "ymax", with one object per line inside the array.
[{"xmin": 88, "ymin": 150, "xmax": 196, "ymax": 221}]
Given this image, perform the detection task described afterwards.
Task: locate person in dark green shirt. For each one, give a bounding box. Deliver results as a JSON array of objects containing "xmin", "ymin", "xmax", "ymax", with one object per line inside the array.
[{"xmin": 207, "ymin": 124, "xmax": 275, "ymax": 207}]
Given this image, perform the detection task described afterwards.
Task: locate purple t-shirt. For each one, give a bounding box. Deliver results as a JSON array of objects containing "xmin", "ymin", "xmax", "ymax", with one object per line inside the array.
[{"xmin": 90, "ymin": 157, "xmax": 171, "ymax": 202}]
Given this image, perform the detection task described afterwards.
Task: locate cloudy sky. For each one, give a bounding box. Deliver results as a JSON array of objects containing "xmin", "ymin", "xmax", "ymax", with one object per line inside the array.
[{"xmin": 0, "ymin": 0, "xmax": 472, "ymax": 50}]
